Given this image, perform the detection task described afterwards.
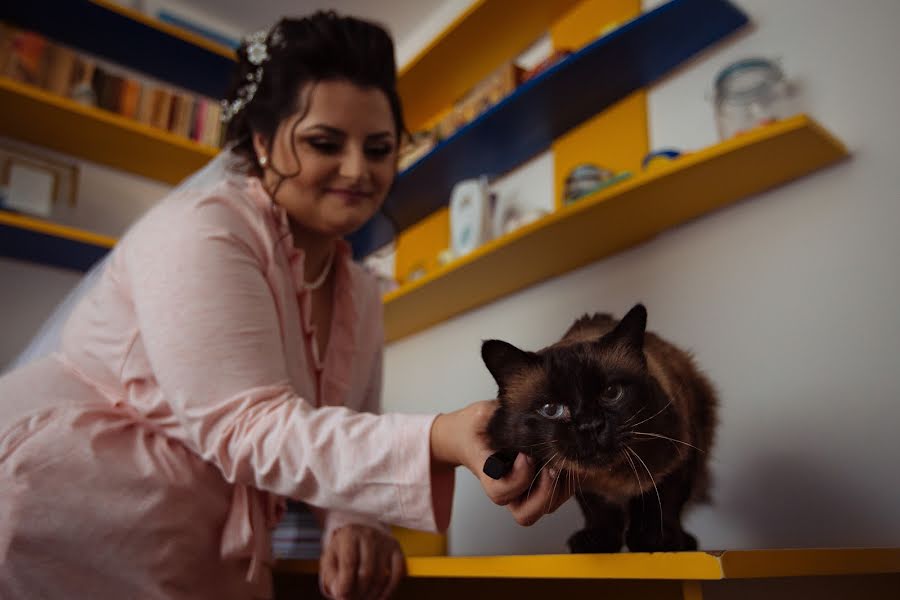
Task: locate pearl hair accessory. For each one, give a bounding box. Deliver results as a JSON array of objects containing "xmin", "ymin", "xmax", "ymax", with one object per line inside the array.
[{"xmin": 221, "ymin": 27, "xmax": 284, "ymax": 123}]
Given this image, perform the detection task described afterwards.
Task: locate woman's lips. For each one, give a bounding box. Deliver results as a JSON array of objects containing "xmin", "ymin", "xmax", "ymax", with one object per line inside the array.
[{"xmin": 325, "ymin": 188, "xmax": 372, "ymax": 203}]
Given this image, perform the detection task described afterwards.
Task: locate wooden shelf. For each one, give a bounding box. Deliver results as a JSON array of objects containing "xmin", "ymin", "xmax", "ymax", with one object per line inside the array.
[
  {"xmin": 0, "ymin": 77, "xmax": 218, "ymax": 184},
  {"xmin": 382, "ymin": 115, "xmax": 848, "ymax": 343},
  {"xmin": 276, "ymin": 548, "xmax": 900, "ymax": 580},
  {"xmin": 0, "ymin": 0, "xmax": 235, "ymax": 99},
  {"xmin": 348, "ymin": 0, "xmax": 749, "ymax": 258},
  {"xmin": 0, "ymin": 210, "xmax": 115, "ymax": 271}
]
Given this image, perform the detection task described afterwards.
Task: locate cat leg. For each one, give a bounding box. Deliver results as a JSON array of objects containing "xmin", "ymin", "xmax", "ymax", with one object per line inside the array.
[
  {"xmin": 567, "ymin": 492, "xmax": 627, "ymax": 553},
  {"xmin": 625, "ymin": 459, "xmax": 699, "ymax": 552}
]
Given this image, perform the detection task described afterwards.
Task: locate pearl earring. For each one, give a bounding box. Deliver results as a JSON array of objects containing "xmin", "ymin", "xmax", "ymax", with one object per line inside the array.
[{"xmin": 259, "ymin": 155, "xmax": 268, "ymax": 167}]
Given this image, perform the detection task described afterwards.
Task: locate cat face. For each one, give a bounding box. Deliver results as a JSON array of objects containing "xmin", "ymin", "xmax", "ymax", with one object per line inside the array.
[{"xmin": 483, "ymin": 305, "xmax": 682, "ymax": 496}]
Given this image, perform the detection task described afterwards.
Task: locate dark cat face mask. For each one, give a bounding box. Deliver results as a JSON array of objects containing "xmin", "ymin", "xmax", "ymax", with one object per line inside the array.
[{"xmin": 482, "ymin": 304, "xmax": 683, "ymax": 497}]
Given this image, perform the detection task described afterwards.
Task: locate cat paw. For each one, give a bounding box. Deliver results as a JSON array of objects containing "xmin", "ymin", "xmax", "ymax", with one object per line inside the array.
[
  {"xmin": 567, "ymin": 528, "xmax": 623, "ymax": 553},
  {"xmin": 626, "ymin": 528, "xmax": 698, "ymax": 552}
]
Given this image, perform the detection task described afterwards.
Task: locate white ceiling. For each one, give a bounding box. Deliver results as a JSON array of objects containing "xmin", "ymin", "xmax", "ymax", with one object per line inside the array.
[{"xmin": 158, "ymin": 0, "xmax": 472, "ymax": 67}]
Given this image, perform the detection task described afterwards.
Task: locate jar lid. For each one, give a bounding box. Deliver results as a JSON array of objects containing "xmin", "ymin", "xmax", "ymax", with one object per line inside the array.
[{"xmin": 714, "ymin": 57, "xmax": 784, "ymax": 99}]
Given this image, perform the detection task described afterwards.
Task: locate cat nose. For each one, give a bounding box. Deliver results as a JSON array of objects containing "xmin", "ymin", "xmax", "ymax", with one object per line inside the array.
[
  {"xmin": 577, "ymin": 419, "xmax": 612, "ymax": 447},
  {"xmin": 576, "ymin": 418, "xmax": 604, "ymax": 433}
]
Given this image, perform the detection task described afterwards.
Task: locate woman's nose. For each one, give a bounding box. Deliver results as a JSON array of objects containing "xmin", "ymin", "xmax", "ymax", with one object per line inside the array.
[{"xmin": 339, "ymin": 147, "xmax": 367, "ymax": 180}]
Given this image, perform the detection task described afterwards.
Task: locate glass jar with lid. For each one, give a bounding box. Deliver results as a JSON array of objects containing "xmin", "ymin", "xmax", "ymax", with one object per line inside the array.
[{"xmin": 713, "ymin": 57, "xmax": 797, "ymax": 140}]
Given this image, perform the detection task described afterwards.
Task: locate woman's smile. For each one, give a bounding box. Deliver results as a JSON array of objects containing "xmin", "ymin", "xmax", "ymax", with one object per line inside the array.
[{"xmin": 324, "ymin": 187, "xmax": 374, "ymax": 204}]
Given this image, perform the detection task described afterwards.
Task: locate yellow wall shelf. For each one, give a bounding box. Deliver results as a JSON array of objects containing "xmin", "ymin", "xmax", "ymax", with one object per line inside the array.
[
  {"xmin": 397, "ymin": 0, "xmax": 582, "ymax": 132},
  {"xmin": 0, "ymin": 77, "xmax": 218, "ymax": 185},
  {"xmin": 382, "ymin": 115, "xmax": 848, "ymax": 343},
  {"xmin": 0, "ymin": 210, "xmax": 115, "ymax": 271},
  {"xmin": 273, "ymin": 548, "xmax": 900, "ymax": 599}
]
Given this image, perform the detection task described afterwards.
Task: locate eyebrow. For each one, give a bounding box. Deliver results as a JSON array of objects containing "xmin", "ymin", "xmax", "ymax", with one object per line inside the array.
[{"xmin": 300, "ymin": 124, "xmax": 395, "ymax": 140}]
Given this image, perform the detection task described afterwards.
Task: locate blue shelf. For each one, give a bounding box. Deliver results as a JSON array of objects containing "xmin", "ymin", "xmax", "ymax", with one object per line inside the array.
[
  {"xmin": 0, "ymin": 0, "xmax": 234, "ymax": 99},
  {"xmin": 0, "ymin": 219, "xmax": 110, "ymax": 272},
  {"xmin": 348, "ymin": 0, "xmax": 748, "ymax": 258}
]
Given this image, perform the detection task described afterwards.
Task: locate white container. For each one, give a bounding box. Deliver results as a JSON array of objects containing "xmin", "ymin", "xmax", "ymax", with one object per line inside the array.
[{"xmin": 449, "ymin": 176, "xmax": 493, "ymax": 257}]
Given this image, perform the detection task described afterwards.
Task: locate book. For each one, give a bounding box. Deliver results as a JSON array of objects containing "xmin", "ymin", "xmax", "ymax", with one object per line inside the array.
[
  {"xmin": 204, "ymin": 101, "xmax": 223, "ymax": 147},
  {"xmin": 0, "ymin": 23, "xmax": 18, "ymax": 75},
  {"xmin": 4, "ymin": 29, "xmax": 49, "ymax": 85},
  {"xmin": 118, "ymin": 78, "xmax": 141, "ymax": 119},
  {"xmin": 100, "ymin": 72, "xmax": 124, "ymax": 113},
  {"xmin": 175, "ymin": 93, "xmax": 194, "ymax": 137},
  {"xmin": 190, "ymin": 97, "xmax": 206, "ymax": 142},
  {"xmin": 150, "ymin": 88, "xmax": 173, "ymax": 130},
  {"xmin": 41, "ymin": 43, "xmax": 77, "ymax": 96},
  {"xmin": 135, "ymin": 82, "xmax": 155, "ymax": 125}
]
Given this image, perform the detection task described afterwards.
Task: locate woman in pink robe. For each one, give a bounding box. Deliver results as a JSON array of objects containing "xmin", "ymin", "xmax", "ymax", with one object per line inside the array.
[{"xmin": 0, "ymin": 12, "xmax": 567, "ymax": 600}]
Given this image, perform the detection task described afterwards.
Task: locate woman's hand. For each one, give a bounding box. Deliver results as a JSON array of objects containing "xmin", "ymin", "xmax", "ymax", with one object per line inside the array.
[
  {"xmin": 319, "ymin": 524, "xmax": 405, "ymax": 600},
  {"xmin": 431, "ymin": 400, "xmax": 571, "ymax": 526}
]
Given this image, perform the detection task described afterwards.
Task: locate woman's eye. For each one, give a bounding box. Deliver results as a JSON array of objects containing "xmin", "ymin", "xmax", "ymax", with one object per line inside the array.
[
  {"xmin": 601, "ymin": 384, "xmax": 624, "ymax": 402},
  {"xmin": 538, "ymin": 403, "xmax": 566, "ymax": 420},
  {"xmin": 307, "ymin": 139, "xmax": 341, "ymax": 154},
  {"xmin": 365, "ymin": 145, "xmax": 394, "ymax": 159}
]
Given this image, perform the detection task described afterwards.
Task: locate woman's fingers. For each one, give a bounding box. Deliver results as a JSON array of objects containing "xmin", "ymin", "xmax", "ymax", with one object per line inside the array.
[
  {"xmin": 507, "ymin": 465, "xmax": 572, "ymax": 526},
  {"xmin": 361, "ymin": 533, "xmax": 390, "ymax": 600},
  {"xmin": 332, "ymin": 532, "xmax": 360, "ymax": 599},
  {"xmin": 321, "ymin": 525, "xmax": 407, "ymax": 599},
  {"xmin": 479, "ymin": 452, "xmax": 534, "ymax": 505},
  {"xmin": 319, "ymin": 537, "xmax": 339, "ymax": 598},
  {"xmin": 380, "ymin": 548, "xmax": 406, "ymax": 600}
]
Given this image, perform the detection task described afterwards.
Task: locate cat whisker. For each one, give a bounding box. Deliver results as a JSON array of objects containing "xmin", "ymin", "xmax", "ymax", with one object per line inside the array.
[
  {"xmin": 620, "ymin": 447, "xmax": 644, "ymax": 513},
  {"xmin": 547, "ymin": 455, "xmax": 565, "ymax": 512},
  {"xmin": 623, "ymin": 405, "xmax": 648, "ymax": 426},
  {"xmin": 627, "ymin": 445, "xmax": 663, "ymax": 537},
  {"xmin": 629, "ymin": 431, "xmax": 704, "ymax": 453},
  {"xmin": 527, "ymin": 451, "xmax": 558, "ymax": 499},
  {"xmin": 519, "ymin": 440, "xmax": 558, "ymax": 449},
  {"xmin": 626, "ymin": 400, "xmax": 673, "ymax": 430}
]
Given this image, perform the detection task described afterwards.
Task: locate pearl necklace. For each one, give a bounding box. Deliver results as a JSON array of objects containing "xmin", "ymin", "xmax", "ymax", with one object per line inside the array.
[{"xmin": 302, "ymin": 247, "xmax": 335, "ymax": 291}]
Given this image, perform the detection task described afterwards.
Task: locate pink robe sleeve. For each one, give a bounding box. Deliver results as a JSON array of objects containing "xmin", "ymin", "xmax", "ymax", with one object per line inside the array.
[
  {"xmin": 318, "ymin": 341, "xmax": 392, "ymax": 543},
  {"xmin": 122, "ymin": 196, "xmax": 452, "ymax": 533}
]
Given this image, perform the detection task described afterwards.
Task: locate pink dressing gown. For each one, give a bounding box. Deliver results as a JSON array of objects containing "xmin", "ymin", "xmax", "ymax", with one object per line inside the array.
[{"xmin": 0, "ymin": 174, "xmax": 453, "ymax": 598}]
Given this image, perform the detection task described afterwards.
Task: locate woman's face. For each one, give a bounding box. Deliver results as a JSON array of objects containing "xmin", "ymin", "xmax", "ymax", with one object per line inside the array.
[{"xmin": 254, "ymin": 79, "xmax": 398, "ymax": 239}]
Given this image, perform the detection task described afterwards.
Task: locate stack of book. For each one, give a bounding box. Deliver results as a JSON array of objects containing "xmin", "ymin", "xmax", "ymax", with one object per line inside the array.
[
  {"xmin": 271, "ymin": 501, "xmax": 323, "ymax": 560},
  {"xmin": 0, "ymin": 22, "xmax": 225, "ymax": 148}
]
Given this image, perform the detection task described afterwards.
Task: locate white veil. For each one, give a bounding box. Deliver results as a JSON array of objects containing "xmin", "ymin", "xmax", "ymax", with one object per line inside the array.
[{"xmin": 7, "ymin": 147, "xmax": 242, "ymax": 373}]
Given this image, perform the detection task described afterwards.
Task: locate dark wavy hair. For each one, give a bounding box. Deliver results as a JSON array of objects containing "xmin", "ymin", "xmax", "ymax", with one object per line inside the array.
[{"xmin": 223, "ymin": 11, "xmax": 406, "ymax": 175}]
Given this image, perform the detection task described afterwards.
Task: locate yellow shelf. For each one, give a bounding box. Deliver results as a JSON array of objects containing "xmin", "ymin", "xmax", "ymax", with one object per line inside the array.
[
  {"xmin": 382, "ymin": 115, "xmax": 848, "ymax": 343},
  {"xmin": 0, "ymin": 211, "xmax": 116, "ymax": 248},
  {"xmin": 0, "ymin": 77, "xmax": 218, "ymax": 185},
  {"xmin": 276, "ymin": 547, "xmax": 900, "ymax": 580},
  {"xmin": 398, "ymin": 0, "xmax": 581, "ymax": 131},
  {"xmin": 0, "ymin": 210, "xmax": 115, "ymax": 271}
]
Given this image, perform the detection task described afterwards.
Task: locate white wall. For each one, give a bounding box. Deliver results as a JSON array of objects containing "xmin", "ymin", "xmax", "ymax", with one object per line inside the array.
[
  {"xmin": 383, "ymin": 0, "xmax": 900, "ymax": 554},
  {"xmin": 1, "ymin": 138, "xmax": 170, "ymax": 368}
]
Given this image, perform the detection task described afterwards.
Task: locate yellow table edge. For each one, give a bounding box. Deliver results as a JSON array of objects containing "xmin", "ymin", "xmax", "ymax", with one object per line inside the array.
[{"xmin": 276, "ymin": 548, "xmax": 900, "ymax": 581}]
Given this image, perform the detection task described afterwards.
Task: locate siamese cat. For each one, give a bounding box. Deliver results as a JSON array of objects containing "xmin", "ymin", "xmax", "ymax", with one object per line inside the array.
[{"xmin": 482, "ymin": 304, "xmax": 717, "ymax": 552}]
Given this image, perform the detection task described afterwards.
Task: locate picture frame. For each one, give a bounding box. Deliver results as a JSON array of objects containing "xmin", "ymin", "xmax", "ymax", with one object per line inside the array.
[{"xmin": 0, "ymin": 144, "xmax": 79, "ymax": 217}]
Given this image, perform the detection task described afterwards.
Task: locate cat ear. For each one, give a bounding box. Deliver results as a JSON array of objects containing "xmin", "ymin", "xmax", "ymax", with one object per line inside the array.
[
  {"xmin": 481, "ymin": 339, "xmax": 537, "ymax": 385},
  {"xmin": 607, "ymin": 303, "xmax": 647, "ymax": 350}
]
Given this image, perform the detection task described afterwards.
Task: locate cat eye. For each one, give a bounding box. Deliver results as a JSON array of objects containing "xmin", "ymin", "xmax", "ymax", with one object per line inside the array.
[
  {"xmin": 601, "ymin": 384, "xmax": 625, "ymax": 402},
  {"xmin": 538, "ymin": 403, "xmax": 567, "ymax": 420}
]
